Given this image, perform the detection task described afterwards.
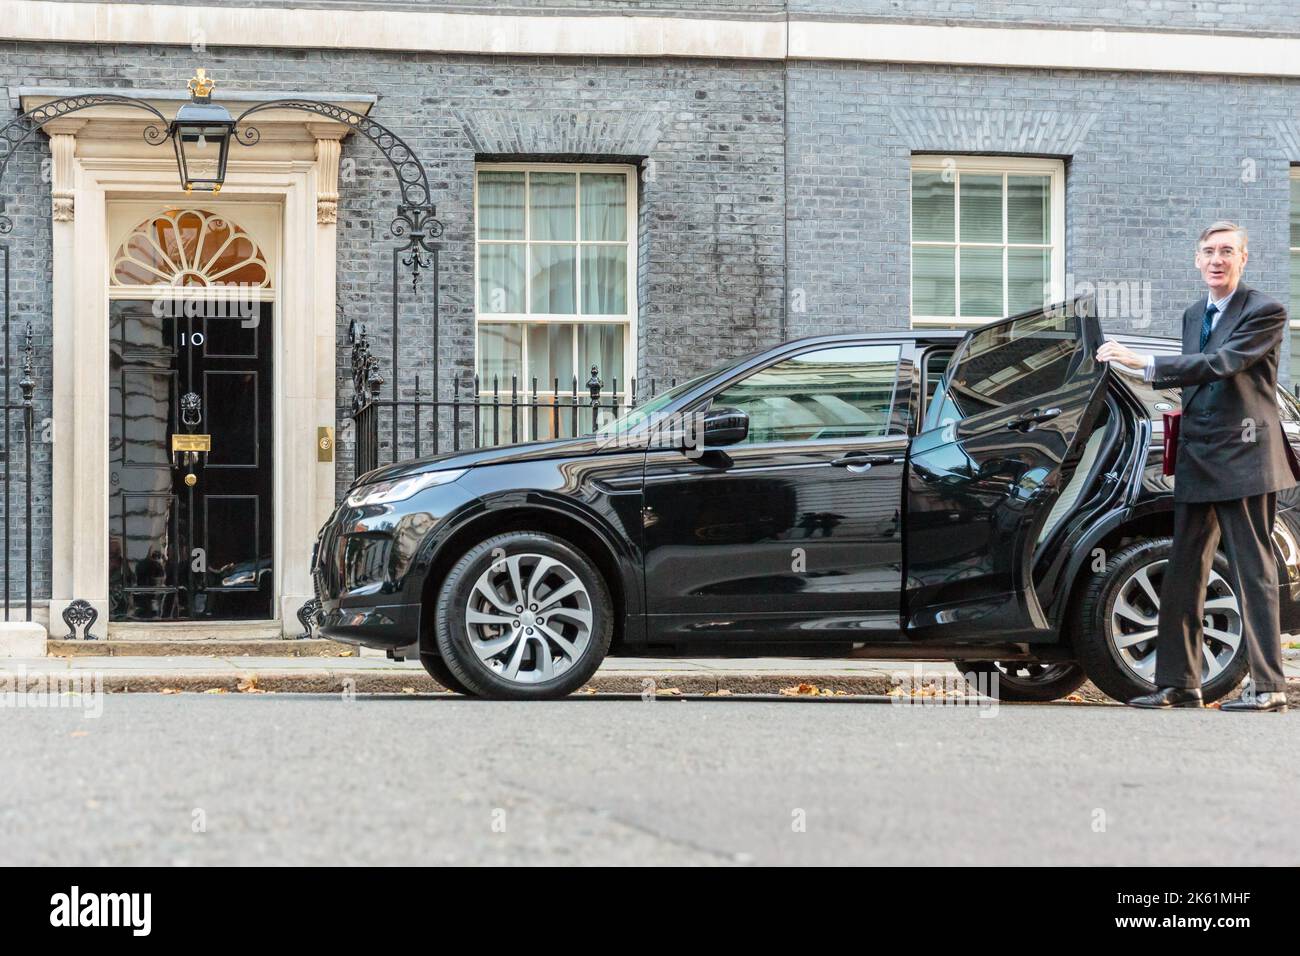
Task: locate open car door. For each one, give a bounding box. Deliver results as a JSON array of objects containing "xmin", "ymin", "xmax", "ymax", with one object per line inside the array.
[{"xmin": 904, "ymin": 299, "xmax": 1108, "ymax": 639}]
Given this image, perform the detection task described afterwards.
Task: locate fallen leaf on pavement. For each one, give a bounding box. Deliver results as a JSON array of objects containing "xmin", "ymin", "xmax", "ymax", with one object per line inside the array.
[
  {"xmin": 160, "ymin": 688, "xmax": 181, "ymax": 695},
  {"xmin": 203, "ymin": 687, "xmax": 228, "ymax": 694},
  {"xmin": 337, "ymin": 650, "xmax": 353, "ymax": 657},
  {"xmin": 236, "ymin": 676, "xmax": 267, "ymax": 694},
  {"xmin": 780, "ymin": 682, "xmax": 819, "ymax": 696}
]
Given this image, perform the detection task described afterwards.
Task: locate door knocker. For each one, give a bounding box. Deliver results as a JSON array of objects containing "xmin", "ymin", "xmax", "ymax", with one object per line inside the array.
[
  {"xmin": 172, "ymin": 391, "xmax": 211, "ymax": 484},
  {"xmin": 181, "ymin": 391, "xmax": 202, "ymax": 428}
]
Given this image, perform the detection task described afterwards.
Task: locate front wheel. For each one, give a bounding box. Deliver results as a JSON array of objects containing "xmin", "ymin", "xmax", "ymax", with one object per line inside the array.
[
  {"xmin": 953, "ymin": 660, "xmax": 1088, "ymax": 702},
  {"xmin": 420, "ymin": 652, "xmax": 475, "ymax": 696},
  {"xmin": 433, "ymin": 531, "xmax": 613, "ymax": 700},
  {"xmin": 1072, "ymin": 537, "xmax": 1248, "ymax": 704}
]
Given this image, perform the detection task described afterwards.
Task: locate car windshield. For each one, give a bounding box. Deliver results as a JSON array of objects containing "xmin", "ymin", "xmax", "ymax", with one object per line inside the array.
[{"xmin": 595, "ymin": 371, "xmax": 714, "ymax": 436}]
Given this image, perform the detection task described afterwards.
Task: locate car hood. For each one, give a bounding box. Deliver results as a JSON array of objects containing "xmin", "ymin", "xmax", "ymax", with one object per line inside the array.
[{"xmin": 354, "ymin": 435, "xmax": 618, "ymax": 486}]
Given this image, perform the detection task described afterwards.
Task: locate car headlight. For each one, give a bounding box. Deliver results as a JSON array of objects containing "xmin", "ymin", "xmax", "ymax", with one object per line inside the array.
[{"xmin": 345, "ymin": 469, "xmax": 466, "ymax": 508}]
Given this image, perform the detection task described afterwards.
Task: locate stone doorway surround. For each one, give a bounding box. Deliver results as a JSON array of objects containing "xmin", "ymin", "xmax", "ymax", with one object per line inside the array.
[{"xmin": 22, "ymin": 85, "xmax": 373, "ymax": 638}]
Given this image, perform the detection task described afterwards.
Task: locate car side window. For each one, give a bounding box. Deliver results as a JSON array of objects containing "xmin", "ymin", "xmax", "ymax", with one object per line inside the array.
[{"xmin": 709, "ymin": 344, "xmax": 902, "ymax": 444}]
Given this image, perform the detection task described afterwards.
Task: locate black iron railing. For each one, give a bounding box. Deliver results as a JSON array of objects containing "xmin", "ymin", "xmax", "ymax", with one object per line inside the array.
[
  {"xmin": 345, "ymin": 324, "xmax": 674, "ymax": 479},
  {"xmin": 2, "ymin": 246, "xmax": 34, "ymax": 621}
]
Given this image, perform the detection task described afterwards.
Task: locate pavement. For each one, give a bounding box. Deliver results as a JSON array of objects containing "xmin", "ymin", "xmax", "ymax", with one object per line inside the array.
[
  {"xmin": 11, "ymin": 653, "xmax": 981, "ymax": 697},
  {"xmin": 8, "ymin": 652, "xmax": 1300, "ymax": 700},
  {"xmin": 1, "ymin": 693, "xmax": 1295, "ymax": 865}
]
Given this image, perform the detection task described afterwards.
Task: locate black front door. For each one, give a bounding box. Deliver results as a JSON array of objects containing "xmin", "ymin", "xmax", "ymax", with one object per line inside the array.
[
  {"xmin": 109, "ymin": 299, "xmax": 274, "ymax": 621},
  {"xmin": 904, "ymin": 301, "xmax": 1107, "ymax": 639},
  {"xmin": 641, "ymin": 341, "xmax": 913, "ymax": 641}
]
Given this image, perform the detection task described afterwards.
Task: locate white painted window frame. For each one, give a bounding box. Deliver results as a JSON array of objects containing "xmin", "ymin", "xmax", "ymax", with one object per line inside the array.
[
  {"xmin": 473, "ymin": 162, "xmax": 638, "ymax": 416},
  {"xmin": 910, "ymin": 155, "xmax": 1066, "ymax": 328}
]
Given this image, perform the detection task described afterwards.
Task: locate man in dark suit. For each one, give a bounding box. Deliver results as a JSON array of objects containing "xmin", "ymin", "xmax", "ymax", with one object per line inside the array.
[{"xmin": 1097, "ymin": 221, "xmax": 1295, "ymax": 712}]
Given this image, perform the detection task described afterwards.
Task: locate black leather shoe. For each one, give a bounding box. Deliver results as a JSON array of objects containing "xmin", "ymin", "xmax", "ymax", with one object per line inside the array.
[
  {"xmin": 1221, "ymin": 692, "xmax": 1289, "ymax": 713},
  {"xmin": 1128, "ymin": 686, "xmax": 1204, "ymax": 709}
]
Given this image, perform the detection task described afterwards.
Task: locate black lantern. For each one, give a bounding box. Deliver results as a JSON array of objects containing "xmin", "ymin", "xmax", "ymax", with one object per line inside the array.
[{"xmin": 167, "ymin": 69, "xmax": 234, "ymax": 193}]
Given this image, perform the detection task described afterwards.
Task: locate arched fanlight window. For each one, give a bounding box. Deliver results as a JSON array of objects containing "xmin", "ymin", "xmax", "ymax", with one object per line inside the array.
[{"xmin": 111, "ymin": 208, "xmax": 271, "ymax": 289}]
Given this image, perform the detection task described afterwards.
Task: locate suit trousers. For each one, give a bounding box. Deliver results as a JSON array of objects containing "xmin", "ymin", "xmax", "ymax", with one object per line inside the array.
[{"xmin": 1155, "ymin": 492, "xmax": 1287, "ymax": 693}]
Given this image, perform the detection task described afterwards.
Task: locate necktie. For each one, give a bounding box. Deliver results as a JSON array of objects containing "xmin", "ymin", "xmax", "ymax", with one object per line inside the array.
[{"xmin": 1200, "ymin": 302, "xmax": 1218, "ymax": 350}]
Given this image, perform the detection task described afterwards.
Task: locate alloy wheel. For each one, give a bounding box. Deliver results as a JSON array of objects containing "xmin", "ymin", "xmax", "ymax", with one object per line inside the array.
[
  {"xmin": 464, "ymin": 552, "xmax": 594, "ymax": 685},
  {"xmin": 989, "ymin": 662, "xmax": 1080, "ymax": 684},
  {"xmin": 1108, "ymin": 558, "xmax": 1242, "ymax": 685}
]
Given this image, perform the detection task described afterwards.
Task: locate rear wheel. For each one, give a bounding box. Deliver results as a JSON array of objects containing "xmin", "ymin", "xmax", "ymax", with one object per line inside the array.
[
  {"xmin": 1073, "ymin": 537, "xmax": 1248, "ymax": 704},
  {"xmin": 953, "ymin": 660, "xmax": 1088, "ymax": 702},
  {"xmin": 433, "ymin": 531, "xmax": 613, "ymax": 700}
]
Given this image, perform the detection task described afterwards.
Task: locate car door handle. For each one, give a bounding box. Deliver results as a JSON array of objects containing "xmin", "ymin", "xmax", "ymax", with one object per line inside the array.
[
  {"xmin": 1005, "ymin": 407, "xmax": 1062, "ymax": 432},
  {"xmin": 831, "ymin": 453, "xmax": 898, "ymax": 469}
]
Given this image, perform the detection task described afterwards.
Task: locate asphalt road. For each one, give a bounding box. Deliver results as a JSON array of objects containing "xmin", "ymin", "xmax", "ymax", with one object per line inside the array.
[{"xmin": 2, "ymin": 693, "xmax": 1296, "ymax": 865}]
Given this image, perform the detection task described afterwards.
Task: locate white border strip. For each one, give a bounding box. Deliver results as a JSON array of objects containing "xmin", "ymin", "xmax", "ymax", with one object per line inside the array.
[
  {"xmin": 0, "ymin": 1, "xmax": 786, "ymax": 59},
  {"xmin": 6, "ymin": 1, "xmax": 1300, "ymax": 77},
  {"xmin": 789, "ymin": 19, "xmax": 1300, "ymax": 78}
]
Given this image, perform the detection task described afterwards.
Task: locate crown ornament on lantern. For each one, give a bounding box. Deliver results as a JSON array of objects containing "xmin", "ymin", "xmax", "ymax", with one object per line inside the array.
[{"xmin": 187, "ymin": 68, "xmax": 216, "ymax": 100}]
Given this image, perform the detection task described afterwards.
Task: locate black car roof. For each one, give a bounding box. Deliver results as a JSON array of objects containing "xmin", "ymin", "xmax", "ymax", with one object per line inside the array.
[
  {"xmin": 775, "ymin": 329, "xmax": 1178, "ymax": 349},
  {"xmin": 710, "ymin": 328, "xmax": 1181, "ymax": 383}
]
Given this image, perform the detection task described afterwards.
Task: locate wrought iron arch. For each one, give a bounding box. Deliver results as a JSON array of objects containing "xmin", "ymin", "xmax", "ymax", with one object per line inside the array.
[
  {"xmin": 0, "ymin": 93, "xmax": 172, "ymax": 233},
  {"xmin": 232, "ymin": 99, "xmax": 443, "ymax": 287},
  {"xmin": 0, "ymin": 92, "xmax": 446, "ymax": 276}
]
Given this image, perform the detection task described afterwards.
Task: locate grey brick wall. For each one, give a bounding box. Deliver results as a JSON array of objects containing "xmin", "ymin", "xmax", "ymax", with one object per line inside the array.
[{"xmin": 784, "ymin": 62, "xmax": 1298, "ymax": 346}]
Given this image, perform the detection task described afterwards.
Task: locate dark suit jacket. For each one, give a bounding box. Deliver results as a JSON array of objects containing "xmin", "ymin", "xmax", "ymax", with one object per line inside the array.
[{"xmin": 1151, "ymin": 283, "xmax": 1300, "ymax": 503}]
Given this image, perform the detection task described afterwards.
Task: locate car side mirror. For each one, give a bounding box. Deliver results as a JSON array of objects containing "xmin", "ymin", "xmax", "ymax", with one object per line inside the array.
[{"xmin": 702, "ymin": 406, "xmax": 748, "ymax": 447}]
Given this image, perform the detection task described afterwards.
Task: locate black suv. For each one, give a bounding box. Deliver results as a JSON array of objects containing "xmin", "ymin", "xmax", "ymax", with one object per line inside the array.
[{"xmin": 314, "ymin": 302, "xmax": 1300, "ymax": 701}]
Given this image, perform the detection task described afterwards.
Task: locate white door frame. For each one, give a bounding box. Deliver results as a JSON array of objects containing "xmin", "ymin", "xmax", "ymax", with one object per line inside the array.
[{"xmin": 35, "ymin": 96, "xmax": 355, "ymax": 637}]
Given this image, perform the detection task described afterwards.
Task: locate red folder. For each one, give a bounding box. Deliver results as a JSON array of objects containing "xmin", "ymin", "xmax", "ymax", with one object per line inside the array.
[{"xmin": 1162, "ymin": 411, "xmax": 1180, "ymax": 477}]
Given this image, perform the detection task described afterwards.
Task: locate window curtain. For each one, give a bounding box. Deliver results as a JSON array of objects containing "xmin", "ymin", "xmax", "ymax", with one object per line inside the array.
[
  {"xmin": 580, "ymin": 174, "xmax": 628, "ymax": 315},
  {"xmin": 479, "ymin": 172, "xmax": 525, "ymax": 313}
]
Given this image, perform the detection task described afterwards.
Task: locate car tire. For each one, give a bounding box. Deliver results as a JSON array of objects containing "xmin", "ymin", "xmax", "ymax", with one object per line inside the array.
[
  {"xmin": 952, "ymin": 660, "xmax": 1088, "ymax": 702},
  {"xmin": 419, "ymin": 652, "xmax": 475, "ymax": 696},
  {"xmin": 433, "ymin": 531, "xmax": 613, "ymax": 700},
  {"xmin": 1072, "ymin": 537, "xmax": 1248, "ymax": 704}
]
